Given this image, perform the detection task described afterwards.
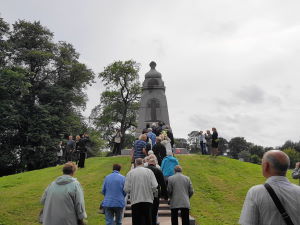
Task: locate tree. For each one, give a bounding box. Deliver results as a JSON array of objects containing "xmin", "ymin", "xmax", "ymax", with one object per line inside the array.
[
  {"xmin": 283, "ymin": 148, "xmax": 300, "ymax": 168},
  {"xmin": 249, "ymin": 144, "xmax": 265, "ymax": 158},
  {"xmin": 228, "ymin": 137, "xmax": 250, "ymax": 159},
  {"xmin": 91, "ymin": 60, "xmax": 141, "ymax": 150},
  {"xmin": 238, "ymin": 150, "xmax": 251, "ymax": 162},
  {"xmin": 0, "ymin": 18, "xmax": 95, "ymax": 175},
  {"xmin": 218, "ymin": 137, "xmax": 228, "ymax": 155}
]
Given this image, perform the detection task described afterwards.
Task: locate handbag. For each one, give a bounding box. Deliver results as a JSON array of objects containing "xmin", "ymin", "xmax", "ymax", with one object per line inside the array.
[{"xmin": 264, "ymin": 183, "xmax": 294, "ymax": 225}]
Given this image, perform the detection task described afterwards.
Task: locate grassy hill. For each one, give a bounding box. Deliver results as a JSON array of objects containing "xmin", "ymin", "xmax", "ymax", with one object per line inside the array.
[{"xmin": 0, "ymin": 155, "xmax": 298, "ymax": 225}]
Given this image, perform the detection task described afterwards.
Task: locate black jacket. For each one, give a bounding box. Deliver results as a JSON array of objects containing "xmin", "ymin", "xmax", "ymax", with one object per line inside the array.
[{"xmin": 147, "ymin": 165, "xmax": 168, "ymax": 198}]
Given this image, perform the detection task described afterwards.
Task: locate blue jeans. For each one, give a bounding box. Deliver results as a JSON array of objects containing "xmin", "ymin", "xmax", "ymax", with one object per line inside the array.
[{"xmin": 104, "ymin": 207, "xmax": 123, "ymax": 225}]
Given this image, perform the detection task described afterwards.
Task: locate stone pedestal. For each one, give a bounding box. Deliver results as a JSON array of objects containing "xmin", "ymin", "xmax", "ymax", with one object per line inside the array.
[{"xmin": 136, "ymin": 62, "xmax": 170, "ymax": 135}]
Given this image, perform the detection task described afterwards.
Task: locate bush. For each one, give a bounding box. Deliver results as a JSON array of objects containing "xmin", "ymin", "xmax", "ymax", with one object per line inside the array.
[
  {"xmin": 283, "ymin": 148, "xmax": 300, "ymax": 168},
  {"xmin": 238, "ymin": 150, "xmax": 251, "ymax": 162},
  {"xmin": 250, "ymin": 154, "xmax": 261, "ymax": 164}
]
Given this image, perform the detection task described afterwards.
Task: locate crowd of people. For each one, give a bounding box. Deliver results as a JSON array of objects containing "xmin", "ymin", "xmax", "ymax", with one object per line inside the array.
[
  {"xmin": 57, "ymin": 133, "xmax": 90, "ymax": 168},
  {"xmin": 197, "ymin": 127, "xmax": 219, "ymax": 156},
  {"xmin": 39, "ymin": 122, "xmax": 300, "ymax": 225}
]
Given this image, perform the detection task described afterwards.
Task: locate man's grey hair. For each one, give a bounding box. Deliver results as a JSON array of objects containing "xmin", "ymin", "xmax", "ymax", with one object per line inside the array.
[
  {"xmin": 148, "ymin": 128, "xmax": 152, "ymax": 132},
  {"xmin": 135, "ymin": 158, "xmax": 143, "ymax": 166},
  {"xmin": 265, "ymin": 152, "xmax": 290, "ymax": 176},
  {"xmin": 174, "ymin": 165, "xmax": 182, "ymax": 173}
]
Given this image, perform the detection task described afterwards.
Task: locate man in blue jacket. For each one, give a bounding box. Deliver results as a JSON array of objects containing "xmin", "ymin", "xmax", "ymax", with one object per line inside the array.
[{"xmin": 102, "ymin": 164, "xmax": 126, "ymax": 225}]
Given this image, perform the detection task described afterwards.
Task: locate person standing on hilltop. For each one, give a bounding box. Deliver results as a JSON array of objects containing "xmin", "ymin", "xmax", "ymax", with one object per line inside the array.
[
  {"xmin": 211, "ymin": 128, "xmax": 219, "ymax": 157},
  {"xmin": 112, "ymin": 129, "xmax": 122, "ymax": 156},
  {"xmin": 239, "ymin": 150, "xmax": 300, "ymax": 225},
  {"xmin": 198, "ymin": 131, "xmax": 207, "ymax": 155},
  {"xmin": 41, "ymin": 162, "xmax": 87, "ymax": 225},
  {"xmin": 205, "ymin": 130, "xmax": 212, "ymax": 155}
]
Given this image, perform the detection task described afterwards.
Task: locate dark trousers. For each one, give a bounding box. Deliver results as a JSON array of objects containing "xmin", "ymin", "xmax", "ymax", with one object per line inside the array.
[
  {"xmin": 131, "ymin": 202, "xmax": 152, "ymax": 225},
  {"xmin": 78, "ymin": 152, "xmax": 86, "ymax": 168},
  {"xmin": 152, "ymin": 197, "xmax": 159, "ymax": 225},
  {"xmin": 113, "ymin": 143, "xmax": 121, "ymax": 155},
  {"xmin": 171, "ymin": 208, "xmax": 190, "ymax": 225},
  {"xmin": 200, "ymin": 141, "xmax": 206, "ymax": 155}
]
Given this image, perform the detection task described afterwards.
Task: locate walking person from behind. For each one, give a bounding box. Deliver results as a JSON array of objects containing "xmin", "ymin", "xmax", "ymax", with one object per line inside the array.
[
  {"xmin": 161, "ymin": 151, "xmax": 179, "ymax": 181},
  {"xmin": 124, "ymin": 158, "xmax": 158, "ymax": 225},
  {"xmin": 168, "ymin": 165, "xmax": 194, "ymax": 225},
  {"xmin": 211, "ymin": 127, "xmax": 219, "ymax": 157},
  {"xmin": 152, "ymin": 137, "xmax": 167, "ymax": 166},
  {"xmin": 41, "ymin": 162, "xmax": 87, "ymax": 225},
  {"xmin": 102, "ymin": 164, "xmax": 126, "ymax": 225},
  {"xmin": 239, "ymin": 150, "xmax": 300, "ymax": 225},
  {"xmin": 147, "ymin": 158, "xmax": 168, "ymax": 225}
]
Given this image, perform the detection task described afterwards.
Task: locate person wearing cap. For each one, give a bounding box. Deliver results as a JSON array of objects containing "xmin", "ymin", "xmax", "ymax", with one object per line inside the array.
[
  {"xmin": 147, "ymin": 158, "xmax": 168, "ymax": 225},
  {"xmin": 40, "ymin": 162, "xmax": 87, "ymax": 225},
  {"xmin": 161, "ymin": 151, "xmax": 179, "ymax": 181},
  {"xmin": 167, "ymin": 165, "xmax": 194, "ymax": 225}
]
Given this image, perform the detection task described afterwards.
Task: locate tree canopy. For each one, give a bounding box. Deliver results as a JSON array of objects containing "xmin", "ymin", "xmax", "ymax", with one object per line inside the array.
[
  {"xmin": 0, "ymin": 18, "xmax": 95, "ymax": 175},
  {"xmin": 91, "ymin": 60, "xmax": 141, "ymax": 148}
]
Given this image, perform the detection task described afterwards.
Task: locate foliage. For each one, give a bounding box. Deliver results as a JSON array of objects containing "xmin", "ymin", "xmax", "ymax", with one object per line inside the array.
[
  {"xmin": 1, "ymin": 155, "xmax": 298, "ymax": 225},
  {"xmin": 123, "ymin": 133, "xmax": 136, "ymax": 149},
  {"xmin": 174, "ymin": 138, "xmax": 189, "ymax": 149},
  {"xmin": 283, "ymin": 148, "xmax": 300, "ymax": 168},
  {"xmin": 238, "ymin": 150, "xmax": 251, "ymax": 162},
  {"xmin": 228, "ymin": 137, "xmax": 251, "ymax": 159},
  {"xmin": 282, "ymin": 140, "xmax": 300, "ymax": 153},
  {"xmin": 0, "ymin": 18, "xmax": 95, "ymax": 175},
  {"xmin": 250, "ymin": 154, "xmax": 261, "ymax": 164},
  {"xmin": 217, "ymin": 137, "xmax": 228, "ymax": 155},
  {"xmin": 91, "ymin": 60, "xmax": 141, "ymax": 149},
  {"xmin": 249, "ymin": 144, "xmax": 265, "ymax": 158}
]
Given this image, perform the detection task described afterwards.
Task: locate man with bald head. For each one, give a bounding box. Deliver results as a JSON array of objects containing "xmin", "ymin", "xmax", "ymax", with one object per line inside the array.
[{"xmin": 239, "ymin": 150, "xmax": 300, "ymax": 225}]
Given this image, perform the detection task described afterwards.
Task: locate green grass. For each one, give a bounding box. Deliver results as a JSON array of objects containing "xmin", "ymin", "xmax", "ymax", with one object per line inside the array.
[{"xmin": 0, "ymin": 155, "xmax": 298, "ymax": 225}]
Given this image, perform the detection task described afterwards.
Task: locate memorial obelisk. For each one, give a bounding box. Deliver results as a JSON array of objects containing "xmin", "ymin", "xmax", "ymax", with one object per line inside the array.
[{"xmin": 136, "ymin": 61, "xmax": 170, "ymax": 134}]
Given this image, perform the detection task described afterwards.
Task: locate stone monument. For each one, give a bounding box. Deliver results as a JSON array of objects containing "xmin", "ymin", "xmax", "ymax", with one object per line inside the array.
[{"xmin": 136, "ymin": 61, "xmax": 170, "ymax": 134}]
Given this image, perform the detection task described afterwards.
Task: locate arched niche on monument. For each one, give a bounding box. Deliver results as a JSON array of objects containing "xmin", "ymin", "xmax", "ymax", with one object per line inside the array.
[
  {"xmin": 148, "ymin": 78, "xmax": 159, "ymax": 86},
  {"xmin": 145, "ymin": 98, "xmax": 162, "ymax": 122}
]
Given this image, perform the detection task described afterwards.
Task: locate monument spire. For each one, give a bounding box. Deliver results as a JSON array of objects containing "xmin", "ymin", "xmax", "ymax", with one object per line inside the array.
[{"xmin": 136, "ymin": 62, "xmax": 170, "ymax": 134}]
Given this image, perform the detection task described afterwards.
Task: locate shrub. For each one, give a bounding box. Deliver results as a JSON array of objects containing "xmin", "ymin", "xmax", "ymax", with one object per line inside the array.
[{"xmin": 283, "ymin": 148, "xmax": 300, "ymax": 168}]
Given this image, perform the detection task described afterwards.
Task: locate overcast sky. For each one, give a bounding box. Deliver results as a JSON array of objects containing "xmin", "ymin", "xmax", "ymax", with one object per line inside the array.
[{"xmin": 2, "ymin": 0, "xmax": 300, "ymax": 147}]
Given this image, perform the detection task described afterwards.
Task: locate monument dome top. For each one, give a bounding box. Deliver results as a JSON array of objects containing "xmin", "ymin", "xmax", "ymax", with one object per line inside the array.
[{"xmin": 145, "ymin": 61, "xmax": 162, "ymax": 78}]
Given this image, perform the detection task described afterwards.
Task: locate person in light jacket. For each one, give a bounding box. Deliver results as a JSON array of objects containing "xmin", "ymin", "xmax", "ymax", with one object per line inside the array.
[
  {"xmin": 168, "ymin": 165, "xmax": 194, "ymax": 225},
  {"xmin": 41, "ymin": 162, "xmax": 87, "ymax": 225}
]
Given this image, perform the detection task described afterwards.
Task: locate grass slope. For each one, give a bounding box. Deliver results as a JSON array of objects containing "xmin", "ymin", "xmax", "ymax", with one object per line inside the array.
[{"xmin": 0, "ymin": 155, "xmax": 298, "ymax": 225}]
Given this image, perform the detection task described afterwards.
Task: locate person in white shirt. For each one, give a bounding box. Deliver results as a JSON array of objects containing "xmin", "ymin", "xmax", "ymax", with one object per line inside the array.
[
  {"xmin": 198, "ymin": 131, "xmax": 207, "ymax": 155},
  {"xmin": 239, "ymin": 150, "xmax": 300, "ymax": 225},
  {"xmin": 124, "ymin": 158, "xmax": 158, "ymax": 225}
]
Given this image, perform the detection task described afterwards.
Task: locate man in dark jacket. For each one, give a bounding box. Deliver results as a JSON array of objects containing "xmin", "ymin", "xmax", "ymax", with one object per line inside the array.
[
  {"xmin": 152, "ymin": 137, "xmax": 167, "ymax": 166},
  {"xmin": 147, "ymin": 158, "xmax": 168, "ymax": 225}
]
